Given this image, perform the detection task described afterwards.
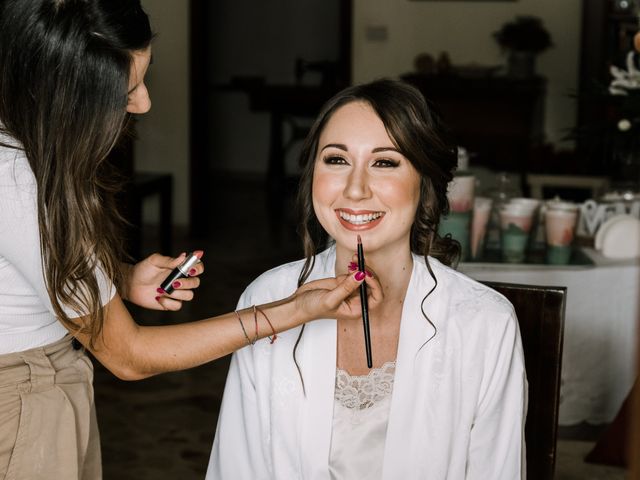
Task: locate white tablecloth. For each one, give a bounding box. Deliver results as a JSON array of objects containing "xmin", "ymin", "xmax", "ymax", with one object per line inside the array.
[{"xmin": 460, "ymin": 249, "xmax": 639, "ymax": 425}]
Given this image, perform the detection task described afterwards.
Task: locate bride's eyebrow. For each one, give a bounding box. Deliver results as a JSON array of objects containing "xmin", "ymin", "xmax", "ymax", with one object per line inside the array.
[
  {"xmin": 320, "ymin": 143, "xmax": 348, "ymax": 152},
  {"xmin": 319, "ymin": 145, "xmax": 400, "ymax": 153},
  {"xmin": 372, "ymin": 147, "xmax": 400, "ymax": 153}
]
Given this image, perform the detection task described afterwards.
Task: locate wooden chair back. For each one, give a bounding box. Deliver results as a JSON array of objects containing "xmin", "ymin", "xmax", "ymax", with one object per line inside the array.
[{"xmin": 483, "ymin": 281, "xmax": 567, "ymax": 480}]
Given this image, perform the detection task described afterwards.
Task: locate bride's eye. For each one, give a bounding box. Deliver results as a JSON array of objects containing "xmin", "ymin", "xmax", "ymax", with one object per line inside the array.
[
  {"xmin": 373, "ymin": 158, "xmax": 399, "ymax": 168},
  {"xmin": 323, "ymin": 155, "xmax": 348, "ymax": 165}
]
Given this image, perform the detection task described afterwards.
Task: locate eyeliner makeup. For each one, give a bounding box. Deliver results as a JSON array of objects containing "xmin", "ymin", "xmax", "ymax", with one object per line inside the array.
[
  {"xmin": 159, "ymin": 251, "xmax": 203, "ymax": 295},
  {"xmin": 357, "ymin": 235, "xmax": 373, "ymax": 368}
]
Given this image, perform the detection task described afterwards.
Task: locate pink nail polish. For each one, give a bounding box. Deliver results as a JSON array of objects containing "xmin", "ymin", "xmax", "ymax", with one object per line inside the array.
[
  {"xmin": 172, "ymin": 281, "xmax": 181, "ymax": 289},
  {"xmin": 355, "ymin": 271, "xmax": 365, "ymax": 281},
  {"xmin": 348, "ymin": 262, "xmax": 358, "ymax": 272},
  {"xmin": 155, "ymin": 296, "xmax": 162, "ymax": 302},
  {"xmin": 365, "ymin": 270, "xmax": 373, "ymax": 278},
  {"xmin": 188, "ymin": 268, "xmax": 197, "ymax": 276},
  {"xmin": 156, "ymin": 287, "xmax": 166, "ymax": 294}
]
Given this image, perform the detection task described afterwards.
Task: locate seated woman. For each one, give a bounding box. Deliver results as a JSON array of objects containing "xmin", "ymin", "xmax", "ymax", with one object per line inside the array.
[{"xmin": 207, "ymin": 79, "xmax": 527, "ymax": 479}]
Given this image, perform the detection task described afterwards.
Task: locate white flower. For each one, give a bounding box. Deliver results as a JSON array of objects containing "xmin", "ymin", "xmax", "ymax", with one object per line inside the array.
[
  {"xmin": 609, "ymin": 51, "xmax": 640, "ymax": 95},
  {"xmin": 618, "ymin": 119, "xmax": 632, "ymax": 131}
]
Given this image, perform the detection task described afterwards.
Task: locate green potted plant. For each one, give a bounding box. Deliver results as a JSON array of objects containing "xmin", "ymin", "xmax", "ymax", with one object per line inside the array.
[{"xmin": 493, "ymin": 16, "xmax": 553, "ymax": 78}]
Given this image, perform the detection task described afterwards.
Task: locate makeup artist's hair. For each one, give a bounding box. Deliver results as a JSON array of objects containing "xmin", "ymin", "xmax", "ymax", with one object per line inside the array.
[
  {"xmin": 0, "ymin": 0, "xmax": 152, "ymax": 346},
  {"xmin": 292, "ymin": 79, "xmax": 459, "ymax": 389}
]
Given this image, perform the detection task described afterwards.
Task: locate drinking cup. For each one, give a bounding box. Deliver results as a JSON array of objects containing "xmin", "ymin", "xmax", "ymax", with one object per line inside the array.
[
  {"xmin": 439, "ymin": 211, "xmax": 471, "ymax": 261},
  {"xmin": 509, "ymin": 197, "xmax": 542, "ymax": 249},
  {"xmin": 447, "ymin": 174, "xmax": 475, "ymax": 213},
  {"xmin": 471, "ymin": 197, "xmax": 493, "ymax": 259},
  {"xmin": 545, "ymin": 206, "xmax": 579, "ymax": 265},
  {"xmin": 499, "ymin": 204, "xmax": 535, "ymax": 263}
]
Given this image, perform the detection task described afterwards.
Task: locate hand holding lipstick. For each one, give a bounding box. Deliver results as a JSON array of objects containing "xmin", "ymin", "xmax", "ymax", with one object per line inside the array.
[{"xmin": 122, "ymin": 251, "xmax": 205, "ymax": 311}]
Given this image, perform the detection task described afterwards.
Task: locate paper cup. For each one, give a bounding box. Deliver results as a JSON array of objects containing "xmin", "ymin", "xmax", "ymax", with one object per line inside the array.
[
  {"xmin": 499, "ymin": 204, "xmax": 535, "ymax": 263},
  {"xmin": 439, "ymin": 211, "xmax": 471, "ymax": 261},
  {"xmin": 447, "ymin": 174, "xmax": 475, "ymax": 213},
  {"xmin": 471, "ymin": 197, "xmax": 493, "ymax": 259},
  {"xmin": 545, "ymin": 207, "xmax": 578, "ymax": 264}
]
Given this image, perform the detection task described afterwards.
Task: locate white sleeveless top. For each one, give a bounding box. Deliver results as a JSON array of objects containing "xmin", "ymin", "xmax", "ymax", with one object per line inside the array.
[
  {"xmin": 329, "ymin": 361, "xmax": 396, "ymax": 479},
  {"xmin": 0, "ymin": 132, "xmax": 114, "ymax": 353}
]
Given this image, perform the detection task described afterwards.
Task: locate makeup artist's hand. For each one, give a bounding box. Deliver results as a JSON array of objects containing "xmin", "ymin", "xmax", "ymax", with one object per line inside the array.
[
  {"xmin": 294, "ymin": 271, "xmax": 383, "ymax": 321},
  {"xmin": 122, "ymin": 252, "xmax": 204, "ymax": 311}
]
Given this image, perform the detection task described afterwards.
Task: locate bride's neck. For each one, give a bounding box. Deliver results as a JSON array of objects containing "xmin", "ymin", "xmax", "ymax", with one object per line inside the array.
[{"xmin": 335, "ymin": 242, "xmax": 414, "ymax": 300}]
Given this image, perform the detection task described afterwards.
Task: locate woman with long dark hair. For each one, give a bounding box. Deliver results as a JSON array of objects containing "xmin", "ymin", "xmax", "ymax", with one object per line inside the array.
[
  {"xmin": 0, "ymin": 1, "xmax": 380, "ymax": 478},
  {"xmin": 209, "ymin": 79, "xmax": 527, "ymax": 479}
]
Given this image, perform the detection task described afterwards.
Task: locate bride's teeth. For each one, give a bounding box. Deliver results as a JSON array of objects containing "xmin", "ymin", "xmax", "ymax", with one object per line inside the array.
[{"xmin": 339, "ymin": 211, "xmax": 382, "ymax": 224}]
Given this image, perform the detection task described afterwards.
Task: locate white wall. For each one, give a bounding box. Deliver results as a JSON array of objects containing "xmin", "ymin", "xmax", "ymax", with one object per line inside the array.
[
  {"xmin": 135, "ymin": 0, "xmax": 190, "ymax": 225},
  {"xmin": 353, "ymin": 0, "xmax": 583, "ymax": 147}
]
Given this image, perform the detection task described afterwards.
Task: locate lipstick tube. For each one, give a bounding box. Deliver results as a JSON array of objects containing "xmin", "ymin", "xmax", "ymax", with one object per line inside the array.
[{"xmin": 159, "ymin": 251, "xmax": 202, "ymax": 294}]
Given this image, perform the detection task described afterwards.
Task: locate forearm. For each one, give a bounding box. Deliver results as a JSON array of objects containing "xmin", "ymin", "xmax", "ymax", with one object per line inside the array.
[
  {"xmin": 85, "ymin": 294, "xmax": 305, "ymax": 380},
  {"xmin": 79, "ymin": 271, "xmax": 371, "ymax": 380},
  {"xmin": 132, "ymin": 297, "xmax": 303, "ymax": 377}
]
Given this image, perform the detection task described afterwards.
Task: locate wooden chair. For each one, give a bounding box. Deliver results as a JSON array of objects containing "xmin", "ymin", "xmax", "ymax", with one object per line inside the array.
[{"xmin": 482, "ymin": 281, "xmax": 567, "ymax": 480}]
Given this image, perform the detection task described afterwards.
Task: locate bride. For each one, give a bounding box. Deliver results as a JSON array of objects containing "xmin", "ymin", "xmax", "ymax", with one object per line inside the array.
[{"xmin": 207, "ymin": 79, "xmax": 527, "ymax": 479}]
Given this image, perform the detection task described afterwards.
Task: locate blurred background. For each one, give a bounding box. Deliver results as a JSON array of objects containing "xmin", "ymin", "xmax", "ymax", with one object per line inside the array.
[{"xmin": 98, "ymin": 0, "xmax": 638, "ymax": 478}]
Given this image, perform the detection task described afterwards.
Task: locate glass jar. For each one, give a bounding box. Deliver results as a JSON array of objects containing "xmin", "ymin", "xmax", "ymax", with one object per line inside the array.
[{"xmin": 484, "ymin": 173, "xmax": 522, "ymax": 251}]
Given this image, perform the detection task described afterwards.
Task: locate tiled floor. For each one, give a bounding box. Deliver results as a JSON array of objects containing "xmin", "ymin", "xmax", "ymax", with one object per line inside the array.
[{"xmin": 93, "ymin": 174, "xmax": 628, "ymax": 479}]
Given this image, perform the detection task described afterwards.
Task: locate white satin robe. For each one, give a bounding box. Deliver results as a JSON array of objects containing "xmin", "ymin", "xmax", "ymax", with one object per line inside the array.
[{"xmin": 206, "ymin": 246, "xmax": 527, "ymax": 479}]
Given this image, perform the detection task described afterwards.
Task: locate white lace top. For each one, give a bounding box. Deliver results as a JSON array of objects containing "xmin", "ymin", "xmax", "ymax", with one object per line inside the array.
[{"xmin": 329, "ymin": 362, "xmax": 396, "ymax": 479}]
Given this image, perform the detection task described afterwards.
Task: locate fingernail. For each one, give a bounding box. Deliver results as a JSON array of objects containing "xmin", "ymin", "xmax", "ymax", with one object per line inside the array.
[
  {"xmin": 172, "ymin": 281, "xmax": 181, "ymax": 289},
  {"xmin": 365, "ymin": 270, "xmax": 373, "ymax": 278},
  {"xmin": 156, "ymin": 288, "xmax": 166, "ymax": 294},
  {"xmin": 155, "ymin": 296, "xmax": 162, "ymax": 302},
  {"xmin": 348, "ymin": 262, "xmax": 358, "ymax": 272},
  {"xmin": 189, "ymin": 268, "xmax": 197, "ymax": 276},
  {"xmin": 355, "ymin": 271, "xmax": 365, "ymax": 281}
]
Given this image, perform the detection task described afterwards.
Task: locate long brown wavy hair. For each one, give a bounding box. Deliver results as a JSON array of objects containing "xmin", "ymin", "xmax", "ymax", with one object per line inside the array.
[
  {"xmin": 296, "ymin": 78, "xmax": 459, "ymax": 285},
  {"xmin": 0, "ymin": 0, "xmax": 152, "ymax": 345},
  {"xmin": 292, "ymin": 79, "xmax": 459, "ymax": 389}
]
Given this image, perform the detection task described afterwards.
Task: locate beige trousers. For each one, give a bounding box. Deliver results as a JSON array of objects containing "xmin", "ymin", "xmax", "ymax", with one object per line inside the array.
[{"xmin": 0, "ymin": 335, "xmax": 101, "ymax": 480}]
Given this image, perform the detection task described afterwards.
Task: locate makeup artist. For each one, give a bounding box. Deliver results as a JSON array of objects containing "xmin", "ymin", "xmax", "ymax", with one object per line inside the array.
[
  {"xmin": 0, "ymin": 1, "xmax": 382, "ymax": 479},
  {"xmin": 208, "ymin": 79, "xmax": 527, "ymax": 479}
]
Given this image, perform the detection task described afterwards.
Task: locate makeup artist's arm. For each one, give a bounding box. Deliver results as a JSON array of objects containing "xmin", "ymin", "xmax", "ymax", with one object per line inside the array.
[
  {"xmin": 72, "ymin": 272, "xmax": 381, "ymax": 380},
  {"xmin": 119, "ymin": 253, "xmax": 204, "ymax": 310}
]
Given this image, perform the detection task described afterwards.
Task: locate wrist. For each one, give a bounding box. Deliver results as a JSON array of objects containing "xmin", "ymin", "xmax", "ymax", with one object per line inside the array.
[
  {"xmin": 119, "ymin": 262, "xmax": 134, "ymax": 302},
  {"xmin": 263, "ymin": 293, "xmax": 307, "ymax": 333}
]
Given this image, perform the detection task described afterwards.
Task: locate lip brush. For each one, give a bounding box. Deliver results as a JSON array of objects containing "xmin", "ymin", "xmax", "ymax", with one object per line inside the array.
[{"xmin": 357, "ymin": 234, "xmax": 373, "ymax": 368}]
